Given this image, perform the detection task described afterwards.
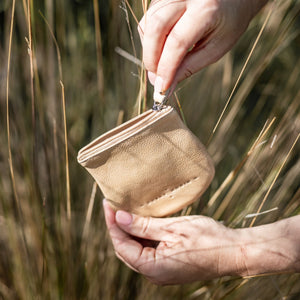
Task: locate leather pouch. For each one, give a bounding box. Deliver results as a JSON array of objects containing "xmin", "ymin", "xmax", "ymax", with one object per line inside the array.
[{"xmin": 77, "ymin": 106, "xmax": 214, "ymax": 217}]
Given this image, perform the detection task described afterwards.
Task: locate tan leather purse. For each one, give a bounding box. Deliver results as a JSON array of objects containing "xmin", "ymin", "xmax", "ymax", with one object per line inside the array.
[{"xmin": 77, "ymin": 105, "xmax": 214, "ymax": 217}]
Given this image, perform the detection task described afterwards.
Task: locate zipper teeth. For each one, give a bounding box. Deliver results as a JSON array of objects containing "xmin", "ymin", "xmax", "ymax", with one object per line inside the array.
[
  {"xmin": 152, "ymin": 101, "xmax": 168, "ymax": 111},
  {"xmin": 78, "ymin": 106, "xmax": 173, "ymax": 163}
]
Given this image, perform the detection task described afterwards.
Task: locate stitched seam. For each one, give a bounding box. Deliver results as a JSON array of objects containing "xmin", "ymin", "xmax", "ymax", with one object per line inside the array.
[{"xmin": 139, "ymin": 176, "xmax": 199, "ymax": 208}]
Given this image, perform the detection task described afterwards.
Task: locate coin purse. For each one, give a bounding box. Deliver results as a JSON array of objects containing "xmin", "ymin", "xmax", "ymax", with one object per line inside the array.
[{"xmin": 77, "ymin": 106, "xmax": 214, "ymax": 217}]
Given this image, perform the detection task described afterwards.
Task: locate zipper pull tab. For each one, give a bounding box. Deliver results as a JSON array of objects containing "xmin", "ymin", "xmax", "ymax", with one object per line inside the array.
[{"xmin": 152, "ymin": 90, "xmax": 169, "ymax": 111}]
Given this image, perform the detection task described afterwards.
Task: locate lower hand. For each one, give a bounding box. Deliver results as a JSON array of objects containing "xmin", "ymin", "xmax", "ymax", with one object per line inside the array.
[
  {"xmin": 103, "ymin": 200, "xmax": 240, "ymax": 285},
  {"xmin": 103, "ymin": 200, "xmax": 300, "ymax": 285}
]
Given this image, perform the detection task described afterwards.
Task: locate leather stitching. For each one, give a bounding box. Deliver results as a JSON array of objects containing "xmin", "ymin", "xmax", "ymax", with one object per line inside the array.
[{"xmin": 139, "ymin": 176, "xmax": 199, "ymax": 208}]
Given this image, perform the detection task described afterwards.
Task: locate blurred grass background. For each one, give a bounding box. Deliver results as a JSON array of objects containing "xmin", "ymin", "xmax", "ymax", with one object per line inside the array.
[{"xmin": 0, "ymin": 0, "xmax": 299, "ymax": 299}]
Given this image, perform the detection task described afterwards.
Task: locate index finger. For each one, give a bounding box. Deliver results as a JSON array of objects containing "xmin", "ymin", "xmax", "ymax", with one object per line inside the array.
[
  {"xmin": 156, "ymin": 5, "xmax": 219, "ymax": 90},
  {"xmin": 141, "ymin": 1, "xmax": 186, "ymax": 74}
]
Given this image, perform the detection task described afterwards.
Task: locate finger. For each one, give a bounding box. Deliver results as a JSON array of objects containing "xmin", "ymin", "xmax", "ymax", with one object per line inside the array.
[
  {"xmin": 148, "ymin": 71, "xmax": 156, "ymax": 86},
  {"xmin": 103, "ymin": 200, "xmax": 134, "ymax": 247},
  {"xmin": 142, "ymin": 1, "xmax": 186, "ymax": 74},
  {"xmin": 156, "ymin": 8, "xmax": 218, "ymax": 91},
  {"xmin": 115, "ymin": 210, "xmax": 187, "ymax": 242},
  {"xmin": 103, "ymin": 201, "xmax": 162, "ymax": 273},
  {"xmin": 174, "ymin": 32, "xmax": 242, "ymax": 84},
  {"xmin": 103, "ymin": 200, "xmax": 142, "ymax": 271}
]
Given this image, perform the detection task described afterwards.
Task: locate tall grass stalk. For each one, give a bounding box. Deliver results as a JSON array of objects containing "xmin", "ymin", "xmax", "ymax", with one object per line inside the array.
[
  {"xmin": 60, "ymin": 81, "xmax": 71, "ymax": 220},
  {"xmin": 93, "ymin": 0, "xmax": 104, "ymax": 98},
  {"xmin": 207, "ymin": 1, "xmax": 275, "ymax": 144},
  {"xmin": 6, "ymin": 0, "xmax": 18, "ymax": 210},
  {"xmin": 250, "ymin": 133, "xmax": 300, "ymax": 227}
]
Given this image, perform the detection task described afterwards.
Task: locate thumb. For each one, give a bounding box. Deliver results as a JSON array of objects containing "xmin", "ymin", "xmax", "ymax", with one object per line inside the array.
[{"xmin": 115, "ymin": 210, "xmax": 183, "ymax": 241}]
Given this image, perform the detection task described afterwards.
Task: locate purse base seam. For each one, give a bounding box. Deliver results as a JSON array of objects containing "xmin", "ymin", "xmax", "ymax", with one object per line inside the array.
[{"xmin": 138, "ymin": 176, "xmax": 200, "ymax": 209}]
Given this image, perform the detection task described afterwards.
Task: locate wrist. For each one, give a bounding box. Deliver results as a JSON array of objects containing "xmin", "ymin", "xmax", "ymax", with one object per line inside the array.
[
  {"xmin": 213, "ymin": 228, "xmax": 245, "ymax": 278},
  {"xmin": 235, "ymin": 217, "xmax": 300, "ymax": 277}
]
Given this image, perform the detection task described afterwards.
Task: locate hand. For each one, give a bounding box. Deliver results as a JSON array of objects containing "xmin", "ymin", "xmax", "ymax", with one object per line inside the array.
[
  {"xmin": 103, "ymin": 199, "xmax": 241, "ymax": 284},
  {"xmin": 139, "ymin": 0, "xmax": 268, "ymax": 93},
  {"xmin": 103, "ymin": 200, "xmax": 300, "ymax": 285}
]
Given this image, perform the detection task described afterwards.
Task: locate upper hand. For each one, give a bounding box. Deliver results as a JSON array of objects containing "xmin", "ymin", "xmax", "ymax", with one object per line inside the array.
[{"xmin": 139, "ymin": 0, "xmax": 266, "ymax": 93}]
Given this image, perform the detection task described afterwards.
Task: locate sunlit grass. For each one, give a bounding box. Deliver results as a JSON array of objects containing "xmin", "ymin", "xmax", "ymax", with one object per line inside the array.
[{"xmin": 0, "ymin": 0, "xmax": 299, "ymax": 299}]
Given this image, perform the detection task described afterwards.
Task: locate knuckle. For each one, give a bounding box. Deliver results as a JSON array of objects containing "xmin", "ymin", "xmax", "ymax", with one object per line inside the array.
[
  {"xmin": 141, "ymin": 217, "xmax": 151, "ymax": 235},
  {"xmin": 168, "ymin": 30, "xmax": 188, "ymax": 52},
  {"xmin": 144, "ymin": 14, "xmax": 165, "ymax": 35},
  {"xmin": 183, "ymin": 67, "xmax": 193, "ymax": 79},
  {"xmin": 179, "ymin": 60, "xmax": 196, "ymax": 80}
]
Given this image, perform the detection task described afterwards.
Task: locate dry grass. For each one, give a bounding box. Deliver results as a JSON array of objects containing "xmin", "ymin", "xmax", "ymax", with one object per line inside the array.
[{"xmin": 0, "ymin": 0, "xmax": 299, "ymax": 299}]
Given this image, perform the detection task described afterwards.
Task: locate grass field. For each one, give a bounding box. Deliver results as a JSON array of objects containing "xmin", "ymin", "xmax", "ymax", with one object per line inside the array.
[{"xmin": 0, "ymin": 0, "xmax": 299, "ymax": 299}]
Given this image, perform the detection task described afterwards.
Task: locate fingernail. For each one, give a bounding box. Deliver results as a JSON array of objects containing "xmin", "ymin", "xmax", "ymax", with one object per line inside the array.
[
  {"xmin": 154, "ymin": 76, "xmax": 164, "ymax": 93},
  {"xmin": 148, "ymin": 71, "xmax": 156, "ymax": 86},
  {"xmin": 116, "ymin": 210, "xmax": 133, "ymax": 226}
]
